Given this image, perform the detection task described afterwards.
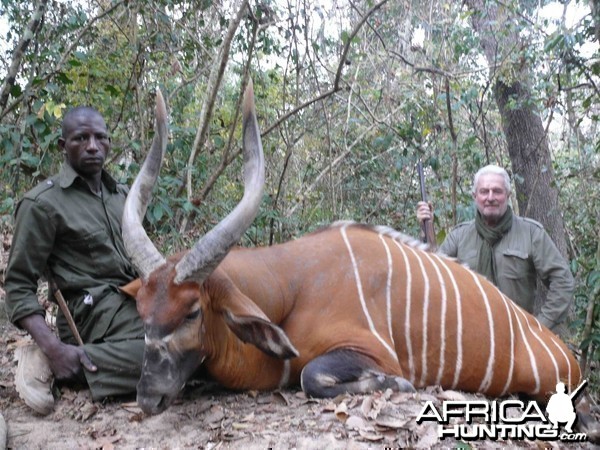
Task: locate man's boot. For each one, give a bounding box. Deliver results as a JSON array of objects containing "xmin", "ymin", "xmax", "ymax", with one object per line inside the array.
[{"xmin": 15, "ymin": 343, "xmax": 55, "ymax": 415}]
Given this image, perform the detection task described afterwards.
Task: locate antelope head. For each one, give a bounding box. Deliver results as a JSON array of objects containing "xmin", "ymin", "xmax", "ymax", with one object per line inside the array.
[{"xmin": 122, "ymin": 81, "xmax": 293, "ymax": 415}]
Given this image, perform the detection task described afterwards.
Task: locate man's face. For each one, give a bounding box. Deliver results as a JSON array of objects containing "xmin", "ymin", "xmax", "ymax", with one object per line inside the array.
[
  {"xmin": 472, "ymin": 173, "xmax": 509, "ymax": 225},
  {"xmin": 59, "ymin": 110, "xmax": 110, "ymax": 179}
]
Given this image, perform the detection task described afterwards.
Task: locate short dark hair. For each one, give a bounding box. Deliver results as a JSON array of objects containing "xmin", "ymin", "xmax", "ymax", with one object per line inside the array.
[{"xmin": 61, "ymin": 106, "xmax": 104, "ymax": 137}]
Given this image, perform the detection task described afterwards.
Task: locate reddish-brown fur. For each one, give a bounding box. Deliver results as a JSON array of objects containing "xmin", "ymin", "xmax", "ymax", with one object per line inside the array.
[{"xmin": 125, "ymin": 223, "xmax": 580, "ymax": 401}]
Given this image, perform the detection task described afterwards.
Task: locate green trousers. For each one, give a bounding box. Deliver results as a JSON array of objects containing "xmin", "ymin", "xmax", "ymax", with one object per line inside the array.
[{"xmin": 57, "ymin": 291, "xmax": 144, "ymax": 401}]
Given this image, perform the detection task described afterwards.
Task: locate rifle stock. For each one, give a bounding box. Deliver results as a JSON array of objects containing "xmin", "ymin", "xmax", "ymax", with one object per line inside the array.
[{"xmin": 417, "ymin": 160, "xmax": 437, "ymax": 251}]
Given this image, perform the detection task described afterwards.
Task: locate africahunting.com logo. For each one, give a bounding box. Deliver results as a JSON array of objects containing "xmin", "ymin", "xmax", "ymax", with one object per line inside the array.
[{"xmin": 416, "ymin": 380, "xmax": 588, "ymax": 442}]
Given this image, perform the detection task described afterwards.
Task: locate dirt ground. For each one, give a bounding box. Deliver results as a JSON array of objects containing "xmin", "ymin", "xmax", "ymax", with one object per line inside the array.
[
  {"xmin": 0, "ymin": 314, "xmax": 490, "ymax": 450},
  {"xmin": 0, "ymin": 235, "xmax": 598, "ymax": 450},
  {"xmin": 4, "ymin": 324, "xmax": 596, "ymax": 450}
]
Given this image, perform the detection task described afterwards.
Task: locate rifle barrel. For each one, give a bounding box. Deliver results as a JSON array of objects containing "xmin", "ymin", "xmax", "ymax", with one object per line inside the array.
[
  {"xmin": 417, "ymin": 160, "xmax": 428, "ymax": 202},
  {"xmin": 416, "ymin": 160, "xmax": 436, "ymax": 251}
]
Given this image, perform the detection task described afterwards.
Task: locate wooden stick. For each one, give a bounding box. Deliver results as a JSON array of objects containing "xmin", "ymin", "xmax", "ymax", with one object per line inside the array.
[{"xmin": 45, "ymin": 272, "xmax": 84, "ymax": 346}]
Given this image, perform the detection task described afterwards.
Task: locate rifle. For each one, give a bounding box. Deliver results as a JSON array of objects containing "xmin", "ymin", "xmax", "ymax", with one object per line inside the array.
[
  {"xmin": 45, "ymin": 270, "xmax": 84, "ymax": 346},
  {"xmin": 417, "ymin": 160, "xmax": 437, "ymax": 251}
]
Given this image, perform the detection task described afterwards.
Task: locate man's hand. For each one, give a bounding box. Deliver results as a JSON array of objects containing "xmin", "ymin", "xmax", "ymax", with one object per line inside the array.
[
  {"xmin": 416, "ymin": 201, "xmax": 433, "ymax": 223},
  {"xmin": 17, "ymin": 314, "xmax": 97, "ymax": 381},
  {"xmin": 45, "ymin": 341, "xmax": 97, "ymax": 380}
]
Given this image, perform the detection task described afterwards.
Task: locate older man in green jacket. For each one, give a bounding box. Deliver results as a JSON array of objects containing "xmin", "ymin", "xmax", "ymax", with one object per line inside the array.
[
  {"xmin": 417, "ymin": 164, "xmax": 573, "ymax": 334},
  {"xmin": 5, "ymin": 106, "xmax": 144, "ymax": 415}
]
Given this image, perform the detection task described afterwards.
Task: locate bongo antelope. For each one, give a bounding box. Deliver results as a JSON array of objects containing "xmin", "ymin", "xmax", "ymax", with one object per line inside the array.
[{"xmin": 121, "ymin": 82, "xmax": 584, "ymax": 427}]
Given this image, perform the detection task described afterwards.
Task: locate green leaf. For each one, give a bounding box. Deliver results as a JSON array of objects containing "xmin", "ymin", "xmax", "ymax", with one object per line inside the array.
[
  {"xmin": 544, "ymin": 33, "xmax": 564, "ymax": 52},
  {"xmin": 105, "ymin": 84, "xmax": 120, "ymax": 96},
  {"xmin": 587, "ymin": 270, "xmax": 600, "ymax": 288},
  {"xmin": 56, "ymin": 72, "xmax": 73, "ymax": 84},
  {"xmin": 10, "ymin": 84, "xmax": 22, "ymax": 97},
  {"xmin": 1, "ymin": 197, "xmax": 15, "ymax": 214},
  {"xmin": 341, "ymin": 30, "xmax": 350, "ymax": 44},
  {"xmin": 213, "ymin": 135, "xmax": 225, "ymax": 149},
  {"xmin": 152, "ymin": 204, "xmax": 164, "ymax": 222}
]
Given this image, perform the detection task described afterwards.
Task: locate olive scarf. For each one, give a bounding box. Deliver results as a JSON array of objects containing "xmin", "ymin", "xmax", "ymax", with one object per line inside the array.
[{"xmin": 475, "ymin": 207, "xmax": 513, "ymax": 285}]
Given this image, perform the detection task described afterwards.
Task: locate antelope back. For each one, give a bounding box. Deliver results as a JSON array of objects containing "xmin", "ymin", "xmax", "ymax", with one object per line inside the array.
[{"xmin": 331, "ymin": 222, "xmax": 580, "ymax": 399}]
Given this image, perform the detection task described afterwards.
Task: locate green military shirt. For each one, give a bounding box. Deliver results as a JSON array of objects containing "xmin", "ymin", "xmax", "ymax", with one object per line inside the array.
[
  {"xmin": 439, "ymin": 215, "xmax": 574, "ymax": 331},
  {"xmin": 5, "ymin": 163, "xmax": 138, "ymax": 342}
]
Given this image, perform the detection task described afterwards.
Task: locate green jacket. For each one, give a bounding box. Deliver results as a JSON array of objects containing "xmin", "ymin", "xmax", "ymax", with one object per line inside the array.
[
  {"xmin": 5, "ymin": 163, "xmax": 138, "ymax": 342},
  {"xmin": 439, "ymin": 215, "xmax": 574, "ymax": 331}
]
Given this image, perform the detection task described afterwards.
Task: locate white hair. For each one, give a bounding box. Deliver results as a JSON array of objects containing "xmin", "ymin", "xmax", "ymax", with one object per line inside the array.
[{"xmin": 472, "ymin": 164, "xmax": 511, "ymax": 195}]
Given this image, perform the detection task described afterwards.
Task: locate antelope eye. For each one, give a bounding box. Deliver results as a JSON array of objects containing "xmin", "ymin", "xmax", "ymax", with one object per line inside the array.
[{"xmin": 186, "ymin": 309, "xmax": 200, "ymax": 321}]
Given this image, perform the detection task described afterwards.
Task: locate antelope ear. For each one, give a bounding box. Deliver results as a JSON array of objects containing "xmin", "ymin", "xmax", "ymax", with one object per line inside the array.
[
  {"xmin": 224, "ymin": 310, "xmax": 299, "ymax": 359},
  {"xmin": 120, "ymin": 278, "xmax": 142, "ymax": 299},
  {"xmin": 210, "ymin": 270, "xmax": 298, "ymax": 359}
]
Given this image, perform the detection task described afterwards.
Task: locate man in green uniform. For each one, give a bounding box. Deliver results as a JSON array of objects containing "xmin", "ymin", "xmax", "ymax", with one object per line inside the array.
[
  {"xmin": 5, "ymin": 106, "xmax": 144, "ymax": 415},
  {"xmin": 416, "ymin": 164, "xmax": 573, "ymax": 335}
]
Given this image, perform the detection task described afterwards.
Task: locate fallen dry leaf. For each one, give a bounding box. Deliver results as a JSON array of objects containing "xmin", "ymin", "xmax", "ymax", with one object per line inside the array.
[
  {"xmin": 322, "ymin": 401, "xmax": 336, "ymax": 412},
  {"xmin": 270, "ymin": 391, "xmax": 291, "ymax": 405},
  {"xmin": 415, "ymin": 392, "xmax": 438, "ymax": 403},
  {"xmin": 346, "ymin": 395, "xmax": 360, "ymax": 409},
  {"xmin": 397, "ymin": 402, "xmax": 428, "ymax": 417},
  {"xmin": 437, "ymin": 390, "xmax": 467, "ymax": 401},
  {"xmin": 128, "ymin": 411, "xmax": 145, "ymax": 423},
  {"xmin": 77, "ymin": 403, "xmax": 98, "ymax": 421},
  {"xmin": 335, "ymin": 402, "xmax": 349, "ymax": 421},
  {"xmin": 205, "ymin": 404, "xmax": 225, "ymax": 424},
  {"xmin": 389, "ymin": 391, "xmax": 417, "ymax": 404},
  {"xmin": 121, "ymin": 402, "xmax": 143, "ymax": 414},
  {"xmin": 89, "ymin": 426, "xmax": 120, "ymax": 447},
  {"xmin": 364, "ymin": 392, "xmax": 386, "ymax": 419},
  {"xmin": 415, "ymin": 424, "xmax": 439, "ymax": 448},
  {"xmin": 374, "ymin": 414, "xmax": 410, "ymax": 429},
  {"xmin": 358, "ymin": 428, "xmax": 384, "ymax": 441},
  {"xmin": 240, "ymin": 412, "xmax": 255, "ymax": 422},
  {"xmin": 120, "ymin": 401, "xmax": 138, "ymax": 408},
  {"xmin": 345, "ymin": 415, "xmax": 367, "ymax": 430},
  {"xmin": 360, "ymin": 395, "xmax": 373, "ymax": 417}
]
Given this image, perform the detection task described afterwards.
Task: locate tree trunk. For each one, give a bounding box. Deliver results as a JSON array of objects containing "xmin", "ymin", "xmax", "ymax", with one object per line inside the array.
[
  {"xmin": 494, "ymin": 80, "xmax": 568, "ymax": 257},
  {"xmin": 591, "ymin": 0, "xmax": 600, "ymax": 44}
]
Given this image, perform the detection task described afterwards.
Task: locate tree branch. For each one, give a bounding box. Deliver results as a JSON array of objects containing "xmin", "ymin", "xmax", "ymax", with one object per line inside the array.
[
  {"xmin": 284, "ymin": 109, "xmax": 399, "ymax": 219},
  {"xmin": 262, "ymin": 0, "xmax": 389, "ymax": 137},
  {"xmin": 184, "ymin": 0, "xmax": 250, "ymax": 203},
  {"xmin": 0, "ymin": 0, "xmax": 127, "ymax": 121},
  {"xmin": 0, "ymin": 0, "xmax": 48, "ymax": 117}
]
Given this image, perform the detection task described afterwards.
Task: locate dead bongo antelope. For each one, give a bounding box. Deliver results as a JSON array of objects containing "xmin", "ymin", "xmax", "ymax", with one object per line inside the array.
[{"xmin": 121, "ymin": 81, "xmax": 584, "ymax": 424}]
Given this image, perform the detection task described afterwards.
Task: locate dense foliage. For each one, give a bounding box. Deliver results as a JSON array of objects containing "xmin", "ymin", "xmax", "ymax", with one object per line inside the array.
[{"xmin": 0, "ymin": 0, "xmax": 598, "ymax": 381}]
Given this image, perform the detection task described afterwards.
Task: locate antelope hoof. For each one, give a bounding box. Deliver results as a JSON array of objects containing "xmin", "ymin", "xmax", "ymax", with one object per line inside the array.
[{"xmin": 394, "ymin": 377, "xmax": 416, "ymax": 393}]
